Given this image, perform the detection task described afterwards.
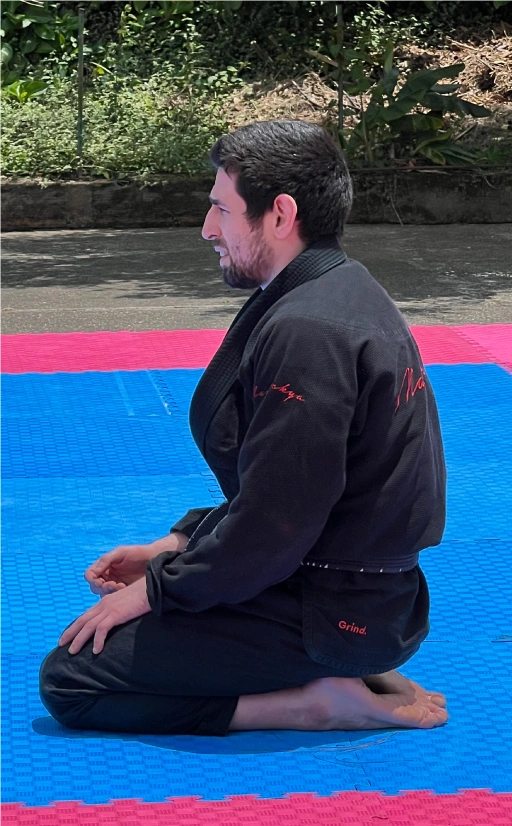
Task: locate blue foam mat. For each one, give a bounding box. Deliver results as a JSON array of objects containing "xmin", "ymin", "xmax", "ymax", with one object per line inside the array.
[
  {"xmin": 2, "ymin": 417, "xmax": 206, "ymax": 478},
  {"xmin": 1, "ymin": 474, "xmax": 223, "ymax": 655},
  {"xmin": 2, "ymin": 540, "xmax": 511, "ymax": 655},
  {"xmin": 2, "ymin": 454, "xmax": 511, "ymax": 556},
  {"xmin": 2, "ymin": 362, "xmax": 512, "ymax": 804},
  {"xmin": 1, "ymin": 475, "xmax": 224, "ymax": 555},
  {"xmin": 426, "ymin": 363, "xmax": 512, "ymax": 410},
  {"xmin": 422, "ymin": 542, "xmax": 512, "ymax": 640},
  {"xmin": 3, "ymin": 364, "xmax": 511, "ymax": 421},
  {"xmin": 1, "ymin": 370, "xmax": 203, "ymax": 420},
  {"xmin": 3, "ymin": 641, "xmax": 511, "ymax": 804},
  {"xmin": 6, "ymin": 405, "xmax": 506, "ymax": 480},
  {"xmin": 2, "ymin": 368, "xmax": 512, "ymax": 543},
  {"xmin": 443, "ymin": 460, "xmax": 512, "ymax": 540}
]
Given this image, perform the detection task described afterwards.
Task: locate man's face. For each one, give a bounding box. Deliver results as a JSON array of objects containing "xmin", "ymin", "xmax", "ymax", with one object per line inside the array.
[{"xmin": 202, "ymin": 168, "xmax": 275, "ymax": 289}]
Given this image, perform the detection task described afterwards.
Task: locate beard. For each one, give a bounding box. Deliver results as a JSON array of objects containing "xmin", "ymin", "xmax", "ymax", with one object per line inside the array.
[{"xmin": 220, "ymin": 227, "xmax": 275, "ymax": 290}]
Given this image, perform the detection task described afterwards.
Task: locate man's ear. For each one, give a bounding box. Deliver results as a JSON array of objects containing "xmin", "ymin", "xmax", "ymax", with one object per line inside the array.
[{"xmin": 272, "ymin": 194, "xmax": 298, "ymax": 239}]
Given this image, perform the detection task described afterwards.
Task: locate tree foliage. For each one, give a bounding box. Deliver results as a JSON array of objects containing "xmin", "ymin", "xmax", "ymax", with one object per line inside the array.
[{"xmin": 1, "ymin": 1, "xmax": 507, "ymax": 174}]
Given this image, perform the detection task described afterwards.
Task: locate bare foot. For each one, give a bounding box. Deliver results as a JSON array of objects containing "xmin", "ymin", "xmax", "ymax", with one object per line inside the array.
[
  {"xmin": 363, "ymin": 670, "xmax": 447, "ymax": 709},
  {"xmin": 301, "ymin": 676, "xmax": 449, "ymax": 731}
]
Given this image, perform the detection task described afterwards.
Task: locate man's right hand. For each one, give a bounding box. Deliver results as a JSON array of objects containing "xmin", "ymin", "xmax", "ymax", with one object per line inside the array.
[{"xmin": 84, "ymin": 532, "xmax": 189, "ymax": 596}]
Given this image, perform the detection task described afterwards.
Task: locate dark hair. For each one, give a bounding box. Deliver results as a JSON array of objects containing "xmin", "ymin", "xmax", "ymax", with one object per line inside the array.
[{"xmin": 210, "ymin": 120, "xmax": 352, "ymax": 243}]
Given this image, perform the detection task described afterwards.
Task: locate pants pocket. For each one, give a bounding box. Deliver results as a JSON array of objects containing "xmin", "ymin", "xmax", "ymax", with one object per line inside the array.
[{"xmin": 301, "ymin": 568, "xmax": 429, "ymax": 675}]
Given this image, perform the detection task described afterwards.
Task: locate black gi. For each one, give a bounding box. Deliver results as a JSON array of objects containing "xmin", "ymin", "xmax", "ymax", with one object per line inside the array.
[{"xmin": 40, "ymin": 239, "xmax": 446, "ymax": 736}]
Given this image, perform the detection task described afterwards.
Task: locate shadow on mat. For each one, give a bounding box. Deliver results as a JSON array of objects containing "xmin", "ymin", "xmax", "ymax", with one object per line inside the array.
[{"xmin": 32, "ymin": 716, "xmax": 396, "ymax": 755}]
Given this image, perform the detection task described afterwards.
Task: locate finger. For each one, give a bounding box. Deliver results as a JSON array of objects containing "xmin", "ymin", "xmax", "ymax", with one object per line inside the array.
[
  {"xmin": 85, "ymin": 563, "xmax": 111, "ymax": 584},
  {"xmin": 68, "ymin": 619, "xmax": 101, "ymax": 655},
  {"xmin": 85, "ymin": 548, "xmax": 125, "ymax": 580},
  {"xmin": 87, "ymin": 574, "xmax": 106, "ymax": 590},
  {"xmin": 92, "ymin": 619, "xmax": 115, "ymax": 655},
  {"xmin": 59, "ymin": 604, "xmax": 100, "ymax": 646},
  {"xmin": 59, "ymin": 618, "xmax": 86, "ymax": 647},
  {"xmin": 102, "ymin": 581, "xmax": 127, "ymax": 595},
  {"xmin": 89, "ymin": 580, "xmax": 107, "ymax": 596}
]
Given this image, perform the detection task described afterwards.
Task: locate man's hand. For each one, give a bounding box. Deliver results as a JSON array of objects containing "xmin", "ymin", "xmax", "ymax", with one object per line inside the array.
[
  {"xmin": 59, "ymin": 577, "xmax": 152, "ymax": 655},
  {"xmin": 85, "ymin": 533, "xmax": 189, "ymax": 596}
]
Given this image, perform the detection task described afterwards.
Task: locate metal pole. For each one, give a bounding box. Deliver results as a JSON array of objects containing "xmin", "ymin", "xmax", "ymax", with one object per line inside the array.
[
  {"xmin": 336, "ymin": 2, "xmax": 344, "ymax": 137},
  {"xmin": 77, "ymin": 7, "xmax": 85, "ymax": 170}
]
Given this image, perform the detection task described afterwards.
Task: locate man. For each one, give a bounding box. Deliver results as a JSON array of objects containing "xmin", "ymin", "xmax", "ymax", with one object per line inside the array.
[{"xmin": 40, "ymin": 120, "xmax": 448, "ymax": 736}]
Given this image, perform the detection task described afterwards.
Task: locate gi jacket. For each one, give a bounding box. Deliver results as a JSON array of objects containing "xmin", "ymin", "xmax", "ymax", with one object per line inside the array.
[{"xmin": 146, "ymin": 239, "xmax": 446, "ymax": 673}]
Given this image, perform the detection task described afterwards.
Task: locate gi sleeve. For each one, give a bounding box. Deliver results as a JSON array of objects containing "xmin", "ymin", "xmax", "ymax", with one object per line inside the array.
[
  {"xmin": 170, "ymin": 507, "xmax": 217, "ymax": 539},
  {"xmin": 146, "ymin": 315, "xmax": 358, "ymax": 615}
]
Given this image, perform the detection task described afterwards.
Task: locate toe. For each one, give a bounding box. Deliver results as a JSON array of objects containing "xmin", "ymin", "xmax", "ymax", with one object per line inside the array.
[
  {"xmin": 381, "ymin": 694, "xmax": 449, "ymax": 730},
  {"xmin": 427, "ymin": 692, "xmax": 447, "ymax": 709},
  {"xmin": 427, "ymin": 705, "xmax": 449, "ymax": 728}
]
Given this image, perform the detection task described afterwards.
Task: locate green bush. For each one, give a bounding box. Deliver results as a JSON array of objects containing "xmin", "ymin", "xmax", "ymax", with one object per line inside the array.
[
  {"xmin": 2, "ymin": 1, "xmax": 507, "ymax": 177},
  {"xmin": 2, "ymin": 80, "xmax": 78, "ymax": 174},
  {"xmin": 3, "ymin": 2, "xmax": 511, "ymax": 90},
  {"xmin": 1, "ymin": 71, "xmax": 229, "ymax": 177}
]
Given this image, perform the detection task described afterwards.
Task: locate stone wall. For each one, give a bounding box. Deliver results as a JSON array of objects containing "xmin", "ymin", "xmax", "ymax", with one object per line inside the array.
[{"xmin": 2, "ymin": 168, "xmax": 510, "ymax": 231}]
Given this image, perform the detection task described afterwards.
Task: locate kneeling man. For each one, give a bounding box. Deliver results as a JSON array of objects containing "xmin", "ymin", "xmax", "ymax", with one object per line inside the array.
[{"xmin": 40, "ymin": 121, "xmax": 448, "ymax": 736}]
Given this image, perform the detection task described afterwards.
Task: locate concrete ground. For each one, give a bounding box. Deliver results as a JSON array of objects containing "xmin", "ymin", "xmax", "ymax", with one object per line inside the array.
[{"xmin": 2, "ymin": 224, "xmax": 512, "ymax": 334}]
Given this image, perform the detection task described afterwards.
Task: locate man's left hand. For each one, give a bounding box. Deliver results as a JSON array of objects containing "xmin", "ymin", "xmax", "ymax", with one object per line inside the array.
[{"xmin": 59, "ymin": 576, "xmax": 151, "ymax": 655}]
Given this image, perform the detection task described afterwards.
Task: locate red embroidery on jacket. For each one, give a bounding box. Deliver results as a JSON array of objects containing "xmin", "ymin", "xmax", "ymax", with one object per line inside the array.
[
  {"xmin": 395, "ymin": 367, "xmax": 426, "ymax": 413},
  {"xmin": 253, "ymin": 384, "xmax": 305, "ymax": 403}
]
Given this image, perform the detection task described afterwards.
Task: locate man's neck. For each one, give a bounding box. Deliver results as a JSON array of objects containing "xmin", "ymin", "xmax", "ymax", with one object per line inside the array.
[{"xmin": 260, "ymin": 240, "xmax": 308, "ymax": 289}]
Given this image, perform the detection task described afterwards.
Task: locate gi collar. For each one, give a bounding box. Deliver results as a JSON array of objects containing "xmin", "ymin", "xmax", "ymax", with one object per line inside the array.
[{"xmin": 189, "ymin": 237, "xmax": 347, "ymax": 458}]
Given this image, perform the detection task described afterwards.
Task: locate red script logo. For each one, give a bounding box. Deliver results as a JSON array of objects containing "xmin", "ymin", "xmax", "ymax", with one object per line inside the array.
[{"xmin": 338, "ymin": 620, "xmax": 367, "ymax": 636}]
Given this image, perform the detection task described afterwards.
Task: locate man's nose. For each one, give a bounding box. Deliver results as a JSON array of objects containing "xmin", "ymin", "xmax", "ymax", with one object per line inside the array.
[{"xmin": 202, "ymin": 206, "xmax": 219, "ymax": 241}]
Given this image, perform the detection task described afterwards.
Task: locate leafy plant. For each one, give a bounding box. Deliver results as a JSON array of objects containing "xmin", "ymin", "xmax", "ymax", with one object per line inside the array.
[
  {"xmin": 3, "ymin": 77, "xmax": 47, "ymax": 101},
  {"xmin": 1, "ymin": 1, "xmax": 79, "ymax": 86},
  {"xmin": 349, "ymin": 60, "xmax": 492, "ymax": 165},
  {"xmin": 318, "ymin": 47, "xmax": 491, "ymax": 167}
]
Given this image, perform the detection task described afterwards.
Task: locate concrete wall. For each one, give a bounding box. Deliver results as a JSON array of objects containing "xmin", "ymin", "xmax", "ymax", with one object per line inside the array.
[{"xmin": 2, "ymin": 168, "xmax": 510, "ymax": 231}]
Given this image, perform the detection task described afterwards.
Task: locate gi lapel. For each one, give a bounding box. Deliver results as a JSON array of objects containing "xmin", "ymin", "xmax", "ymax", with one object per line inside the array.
[{"xmin": 190, "ymin": 238, "xmax": 347, "ymax": 457}]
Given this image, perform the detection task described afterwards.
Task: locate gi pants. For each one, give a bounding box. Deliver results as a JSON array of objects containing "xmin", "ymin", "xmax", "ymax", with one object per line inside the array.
[{"xmin": 40, "ymin": 577, "xmax": 392, "ymax": 737}]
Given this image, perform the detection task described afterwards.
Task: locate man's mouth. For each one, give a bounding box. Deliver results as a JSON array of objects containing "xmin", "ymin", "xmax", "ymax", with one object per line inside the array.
[{"xmin": 214, "ymin": 246, "xmax": 229, "ymax": 264}]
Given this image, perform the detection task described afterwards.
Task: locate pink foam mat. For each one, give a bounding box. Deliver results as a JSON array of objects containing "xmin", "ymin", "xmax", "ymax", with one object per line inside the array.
[
  {"xmin": 1, "ymin": 330, "xmax": 227, "ymax": 374},
  {"xmin": 455, "ymin": 325, "xmax": 512, "ymax": 370},
  {"xmin": 3, "ymin": 326, "xmax": 510, "ymax": 374},
  {"xmin": 409, "ymin": 325, "xmax": 496, "ymax": 365},
  {"xmin": 3, "ymin": 792, "xmax": 512, "ymax": 825}
]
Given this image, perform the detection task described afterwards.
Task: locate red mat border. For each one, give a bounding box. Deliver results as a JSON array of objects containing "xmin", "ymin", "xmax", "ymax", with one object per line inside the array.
[
  {"xmin": 3, "ymin": 791, "xmax": 512, "ymax": 825},
  {"xmin": 2, "ymin": 325, "xmax": 511, "ymax": 373}
]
